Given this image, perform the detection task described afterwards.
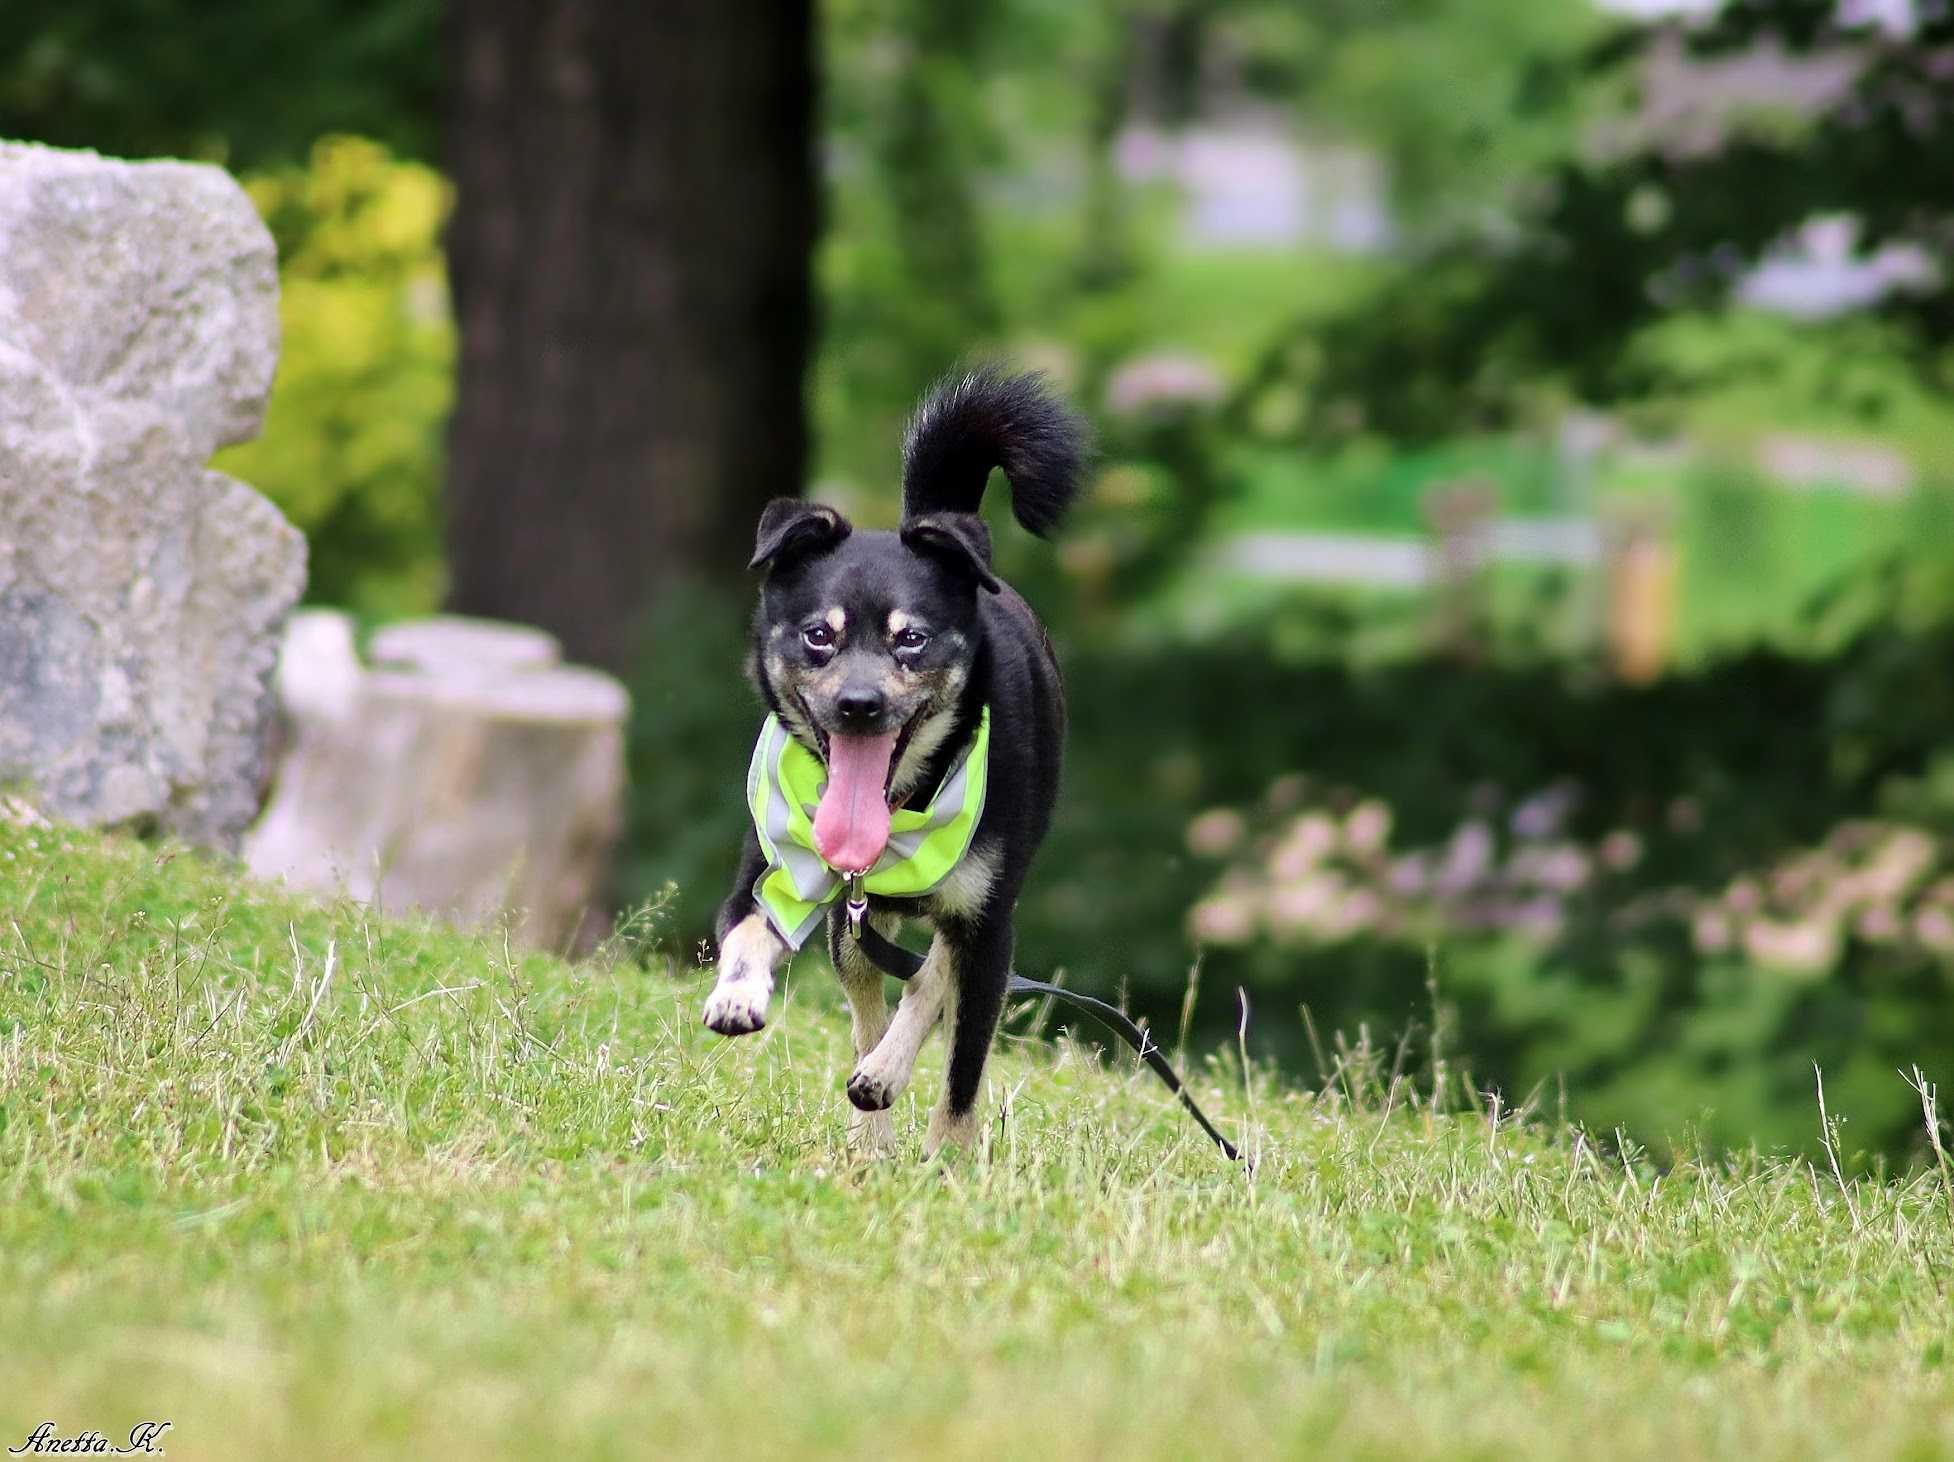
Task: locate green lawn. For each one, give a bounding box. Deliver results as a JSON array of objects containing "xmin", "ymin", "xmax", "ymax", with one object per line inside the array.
[{"xmin": 3, "ymin": 820, "xmax": 1953, "ymax": 1459}]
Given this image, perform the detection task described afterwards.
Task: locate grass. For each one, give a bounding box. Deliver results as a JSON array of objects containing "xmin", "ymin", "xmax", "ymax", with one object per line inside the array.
[{"xmin": 4, "ymin": 819, "xmax": 1954, "ymax": 1460}]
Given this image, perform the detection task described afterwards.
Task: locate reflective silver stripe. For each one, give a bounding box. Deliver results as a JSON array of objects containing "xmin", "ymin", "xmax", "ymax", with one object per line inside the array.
[
  {"xmin": 745, "ymin": 717, "xmax": 772, "ymax": 851},
  {"xmin": 877, "ymin": 743, "xmax": 974, "ymax": 884},
  {"xmin": 777, "ymin": 895, "xmax": 828, "ymax": 951},
  {"xmin": 756, "ymin": 718, "xmax": 839, "ymax": 903}
]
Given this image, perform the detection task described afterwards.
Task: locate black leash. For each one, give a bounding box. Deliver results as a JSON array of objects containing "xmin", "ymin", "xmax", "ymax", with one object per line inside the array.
[{"xmin": 846, "ymin": 899, "xmax": 1242, "ymax": 1162}]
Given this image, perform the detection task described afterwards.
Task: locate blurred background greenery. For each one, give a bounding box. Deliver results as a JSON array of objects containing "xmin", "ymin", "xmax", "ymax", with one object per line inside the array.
[{"xmin": 7, "ymin": 0, "xmax": 1953, "ymax": 1159}]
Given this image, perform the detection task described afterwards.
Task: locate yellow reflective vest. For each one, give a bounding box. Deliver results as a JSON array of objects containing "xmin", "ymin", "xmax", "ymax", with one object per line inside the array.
[{"xmin": 746, "ymin": 708, "xmax": 991, "ymax": 949}]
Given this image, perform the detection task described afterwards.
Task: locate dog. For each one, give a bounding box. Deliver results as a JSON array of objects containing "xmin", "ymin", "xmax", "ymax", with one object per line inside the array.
[{"xmin": 703, "ymin": 368, "xmax": 1090, "ymax": 1155}]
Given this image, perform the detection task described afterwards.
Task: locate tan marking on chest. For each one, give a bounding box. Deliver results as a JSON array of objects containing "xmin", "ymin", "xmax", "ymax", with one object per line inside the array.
[
  {"xmin": 928, "ymin": 844, "xmax": 999, "ymax": 918},
  {"xmin": 890, "ymin": 704, "xmax": 958, "ymax": 798}
]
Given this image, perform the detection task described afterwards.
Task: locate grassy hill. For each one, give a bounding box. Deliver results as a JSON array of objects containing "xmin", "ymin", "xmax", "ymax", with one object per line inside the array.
[{"xmin": 2, "ymin": 818, "xmax": 1952, "ymax": 1459}]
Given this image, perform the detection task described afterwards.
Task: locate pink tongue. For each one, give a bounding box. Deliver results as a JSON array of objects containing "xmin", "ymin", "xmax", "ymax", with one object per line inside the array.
[{"xmin": 813, "ymin": 731, "xmax": 899, "ymax": 872}]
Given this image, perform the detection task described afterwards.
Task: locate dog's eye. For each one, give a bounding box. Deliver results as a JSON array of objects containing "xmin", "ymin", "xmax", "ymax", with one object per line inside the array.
[
  {"xmin": 893, "ymin": 628, "xmax": 930, "ymax": 653},
  {"xmin": 802, "ymin": 624, "xmax": 835, "ymax": 651}
]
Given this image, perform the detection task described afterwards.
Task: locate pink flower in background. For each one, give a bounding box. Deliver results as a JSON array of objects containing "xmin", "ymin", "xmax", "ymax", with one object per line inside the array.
[
  {"xmin": 1269, "ymin": 875, "xmax": 1339, "ymax": 933},
  {"xmin": 1510, "ymin": 783, "xmax": 1578, "ymax": 840},
  {"xmin": 1858, "ymin": 827, "xmax": 1935, "ymax": 902},
  {"xmin": 1743, "ymin": 917, "xmax": 1838, "ymax": 974},
  {"xmin": 1503, "ymin": 897, "xmax": 1565, "ymax": 940},
  {"xmin": 1189, "ymin": 776, "xmax": 1954, "ymax": 971},
  {"xmin": 1188, "ymin": 893, "xmax": 1257, "ymax": 947},
  {"xmin": 1434, "ymin": 820, "xmax": 1495, "ymax": 896},
  {"xmin": 1915, "ymin": 907, "xmax": 1954, "ymax": 954},
  {"xmin": 1104, "ymin": 352, "xmax": 1225, "ymax": 417},
  {"xmin": 1327, "ymin": 889, "xmax": 1386, "ymax": 939},
  {"xmin": 1527, "ymin": 844, "xmax": 1593, "ymax": 893},
  {"xmin": 1344, "ymin": 800, "xmax": 1392, "ymax": 857},
  {"xmin": 1388, "ymin": 852, "xmax": 1431, "ymax": 897},
  {"xmin": 1186, "ymin": 808, "xmax": 1247, "ymax": 858},
  {"xmin": 1693, "ymin": 908, "xmax": 1734, "ymax": 954},
  {"xmin": 1271, "ymin": 813, "xmax": 1338, "ymax": 878},
  {"xmin": 1856, "ymin": 905, "xmax": 1901, "ymax": 943},
  {"xmin": 1598, "ymin": 831, "xmax": 1643, "ymax": 873}
]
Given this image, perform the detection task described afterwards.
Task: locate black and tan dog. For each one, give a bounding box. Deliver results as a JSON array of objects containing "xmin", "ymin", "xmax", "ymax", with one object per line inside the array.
[{"xmin": 703, "ymin": 369, "xmax": 1089, "ymax": 1154}]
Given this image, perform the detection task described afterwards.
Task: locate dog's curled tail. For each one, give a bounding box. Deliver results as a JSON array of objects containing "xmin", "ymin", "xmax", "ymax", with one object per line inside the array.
[{"xmin": 901, "ymin": 368, "xmax": 1091, "ymax": 535}]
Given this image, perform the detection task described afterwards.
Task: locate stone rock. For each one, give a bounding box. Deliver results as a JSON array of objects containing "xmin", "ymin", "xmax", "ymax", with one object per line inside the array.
[
  {"xmin": 368, "ymin": 615, "xmax": 561, "ymax": 675},
  {"xmin": 0, "ymin": 141, "xmax": 305, "ymax": 850},
  {"xmin": 247, "ymin": 612, "xmax": 630, "ymax": 952}
]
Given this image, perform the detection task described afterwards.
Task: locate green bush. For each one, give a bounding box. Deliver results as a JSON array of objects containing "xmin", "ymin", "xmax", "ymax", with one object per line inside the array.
[
  {"xmin": 214, "ymin": 135, "xmax": 452, "ymax": 615},
  {"xmin": 1045, "ymin": 564, "xmax": 1954, "ymax": 1162}
]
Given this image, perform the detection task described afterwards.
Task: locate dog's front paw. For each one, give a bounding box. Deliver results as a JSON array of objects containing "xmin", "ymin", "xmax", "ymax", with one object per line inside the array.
[
  {"xmin": 702, "ymin": 914, "xmax": 784, "ymax": 1037},
  {"xmin": 702, "ymin": 978, "xmax": 771, "ymax": 1036},
  {"xmin": 846, "ymin": 1062, "xmax": 903, "ymax": 1111}
]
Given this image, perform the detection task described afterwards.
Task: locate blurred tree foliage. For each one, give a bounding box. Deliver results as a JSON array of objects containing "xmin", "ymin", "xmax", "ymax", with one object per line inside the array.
[
  {"xmin": 1042, "ymin": 551, "xmax": 1954, "ymax": 1161},
  {"xmin": 816, "ymin": 0, "xmax": 1091, "ymax": 498},
  {"xmin": 1252, "ymin": 0, "xmax": 1954, "ymax": 443},
  {"xmin": 0, "ymin": 0, "xmax": 439, "ymax": 166},
  {"xmin": 813, "ymin": 0, "xmax": 1608, "ymax": 498},
  {"xmin": 1207, "ymin": 0, "xmax": 1611, "ymax": 231},
  {"xmin": 215, "ymin": 137, "xmax": 453, "ymax": 616},
  {"xmin": 825, "ymin": 0, "xmax": 1004, "ymax": 384}
]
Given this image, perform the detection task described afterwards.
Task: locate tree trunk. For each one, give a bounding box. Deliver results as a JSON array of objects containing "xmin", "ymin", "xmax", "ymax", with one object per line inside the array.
[{"xmin": 442, "ymin": 0, "xmax": 816, "ymax": 673}]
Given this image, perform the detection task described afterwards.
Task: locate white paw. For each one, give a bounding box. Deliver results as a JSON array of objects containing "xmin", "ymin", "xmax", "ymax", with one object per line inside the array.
[
  {"xmin": 703, "ymin": 914, "xmax": 785, "ymax": 1037},
  {"xmin": 702, "ymin": 977, "xmax": 771, "ymax": 1036},
  {"xmin": 846, "ymin": 1054, "xmax": 908, "ymax": 1112}
]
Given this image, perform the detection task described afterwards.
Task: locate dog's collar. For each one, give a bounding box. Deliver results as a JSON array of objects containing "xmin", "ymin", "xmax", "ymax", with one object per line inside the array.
[{"xmin": 746, "ymin": 707, "xmax": 990, "ymax": 950}]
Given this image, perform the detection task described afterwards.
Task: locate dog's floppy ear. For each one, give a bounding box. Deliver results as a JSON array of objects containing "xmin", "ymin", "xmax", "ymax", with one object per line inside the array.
[
  {"xmin": 900, "ymin": 511, "xmax": 1002, "ymax": 593},
  {"xmin": 749, "ymin": 498, "xmax": 851, "ymax": 573}
]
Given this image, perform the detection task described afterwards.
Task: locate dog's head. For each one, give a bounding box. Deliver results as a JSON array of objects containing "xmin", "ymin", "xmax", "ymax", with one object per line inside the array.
[{"xmin": 746, "ymin": 498, "xmax": 997, "ymax": 871}]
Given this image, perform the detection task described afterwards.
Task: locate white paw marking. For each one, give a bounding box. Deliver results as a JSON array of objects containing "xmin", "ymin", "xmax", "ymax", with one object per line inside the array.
[
  {"xmin": 702, "ymin": 979, "xmax": 771, "ymax": 1036},
  {"xmin": 846, "ymin": 1064, "xmax": 902, "ymax": 1111},
  {"xmin": 846, "ymin": 938, "xmax": 950, "ymax": 1107},
  {"xmin": 703, "ymin": 914, "xmax": 785, "ymax": 1037}
]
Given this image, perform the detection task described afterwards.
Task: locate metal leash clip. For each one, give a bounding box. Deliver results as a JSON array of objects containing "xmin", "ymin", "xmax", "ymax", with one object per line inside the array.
[{"xmin": 845, "ymin": 871, "xmax": 868, "ymax": 936}]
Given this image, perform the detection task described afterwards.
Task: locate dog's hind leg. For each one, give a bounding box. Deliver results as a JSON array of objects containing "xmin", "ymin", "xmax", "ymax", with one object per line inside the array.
[
  {"xmin": 926, "ymin": 916, "xmax": 1012, "ymax": 1156},
  {"xmin": 829, "ymin": 911, "xmax": 897, "ymax": 1152},
  {"xmin": 847, "ymin": 933, "xmax": 952, "ymax": 1114}
]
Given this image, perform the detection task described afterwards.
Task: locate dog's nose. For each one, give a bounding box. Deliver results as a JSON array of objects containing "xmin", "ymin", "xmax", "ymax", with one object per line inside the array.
[{"xmin": 835, "ymin": 688, "xmax": 886, "ymax": 726}]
